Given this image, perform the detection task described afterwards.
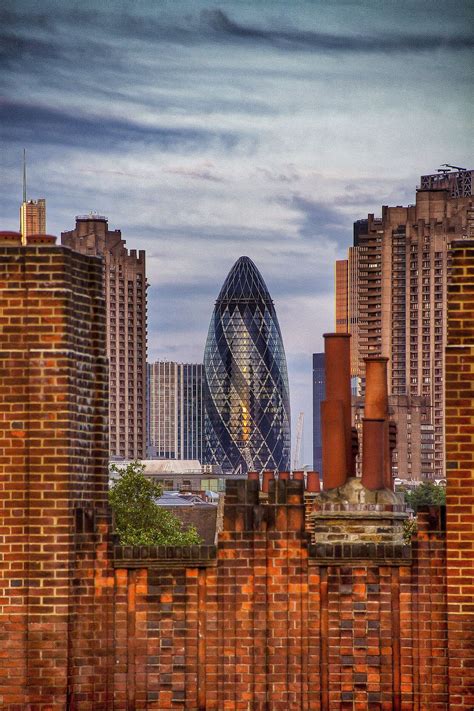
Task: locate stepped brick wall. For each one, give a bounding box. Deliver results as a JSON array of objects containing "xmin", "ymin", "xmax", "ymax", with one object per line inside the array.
[
  {"xmin": 0, "ymin": 237, "xmax": 473, "ymax": 710},
  {"xmin": 107, "ymin": 482, "xmax": 449, "ymax": 711}
]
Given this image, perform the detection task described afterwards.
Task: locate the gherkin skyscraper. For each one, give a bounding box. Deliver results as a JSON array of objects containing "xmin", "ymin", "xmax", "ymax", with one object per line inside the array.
[{"xmin": 204, "ymin": 256, "xmax": 291, "ymax": 474}]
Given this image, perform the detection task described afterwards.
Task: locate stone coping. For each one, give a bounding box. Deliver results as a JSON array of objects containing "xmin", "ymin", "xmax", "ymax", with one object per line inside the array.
[
  {"xmin": 308, "ymin": 541, "xmax": 412, "ymax": 564},
  {"xmin": 311, "ymin": 509, "xmax": 408, "ymax": 520},
  {"xmin": 113, "ymin": 544, "xmax": 217, "ymax": 568},
  {"xmin": 113, "ymin": 540, "xmax": 412, "ymax": 568},
  {"xmin": 313, "ymin": 503, "xmax": 407, "ymax": 513}
]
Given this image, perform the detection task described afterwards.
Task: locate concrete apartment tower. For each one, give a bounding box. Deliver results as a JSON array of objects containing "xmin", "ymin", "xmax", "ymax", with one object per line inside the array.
[
  {"xmin": 147, "ymin": 361, "xmax": 204, "ymax": 461},
  {"xmin": 336, "ymin": 168, "xmax": 474, "ymax": 481},
  {"xmin": 62, "ymin": 214, "xmax": 147, "ymax": 459}
]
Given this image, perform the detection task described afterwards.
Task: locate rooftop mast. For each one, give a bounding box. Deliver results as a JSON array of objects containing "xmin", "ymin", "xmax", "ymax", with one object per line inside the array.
[{"xmin": 23, "ymin": 148, "xmax": 27, "ymax": 203}]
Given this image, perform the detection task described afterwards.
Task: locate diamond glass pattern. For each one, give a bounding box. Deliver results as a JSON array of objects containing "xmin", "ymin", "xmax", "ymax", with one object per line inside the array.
[{"xmin": 203, "ymin": 256, "xmax": 291, "ymax": 473}]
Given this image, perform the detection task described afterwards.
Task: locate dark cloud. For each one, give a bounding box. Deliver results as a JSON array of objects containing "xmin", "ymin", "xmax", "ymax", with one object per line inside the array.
[
  {"xmin": 0, "ymin": 100, "xmax": 243, "ymax": 152},
  {"xmin": 0, "ymin": 8, "xmax": 123, "ymax": 71},
  {"xmin": 0, "ymin": 33, "xmax": 60, "ymax": 68},
  {"xmin": 165, "ymin": 166, "xmax": 224, "ymax": 183},
  {"xmin": 282, "ymin": 194, "xmax": 349, "ymax": 244},
  {"xmin": 2, "ymin": 4, "xmax": 472, "ymax": 60},
  {"xmin": 204, "ymin": 9, "xmax": 474, "ymax": 53}
]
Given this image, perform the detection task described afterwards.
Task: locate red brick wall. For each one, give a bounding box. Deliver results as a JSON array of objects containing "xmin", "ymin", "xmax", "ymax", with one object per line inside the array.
[
  {"xmin": 107, "ymin": 483, "xmax": 447, "ymax": 711},
  {"xmin": 3, "ymin": 239, "xmax": 473, "ymax": 710},
  {"xmin": 0, "ymin": 245, "xmax": 111, "ymax": 709},
  {"xmin": 445, "ymin": 240, "xmax": 474, "ymax": 709}
]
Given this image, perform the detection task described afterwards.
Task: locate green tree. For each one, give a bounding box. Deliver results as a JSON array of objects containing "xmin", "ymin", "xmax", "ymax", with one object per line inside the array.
[
  {"xmin": 403, "ymin": 481, "xmax": 446, "ymax": 513},
  {"xmin": 109, "ymin": 461, "xmax": 202, "ymax": 545}
]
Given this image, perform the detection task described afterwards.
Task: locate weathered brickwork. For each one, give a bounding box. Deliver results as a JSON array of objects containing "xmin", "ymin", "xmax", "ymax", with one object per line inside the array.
[
  {"xmin": 445, "ymin": 240, "xmax": 474, "ymax": 710},
  {"xmin": 1, "ymin": 236, "xmax": 473, "ymax": 710},
  {"xmin": 0, "ymin": 242, "xmax": 111, "ymax": 709},
  {"xmin": 105, "ymin": 483, "xmax": 448, "ymax": 711}
]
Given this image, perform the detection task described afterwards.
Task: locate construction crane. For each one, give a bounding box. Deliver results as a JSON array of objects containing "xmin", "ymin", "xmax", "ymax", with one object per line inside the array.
[
  {"xmin": 292, "ymin": 412, "xmax": 304, "ymax": 471},
  {"xmin": 242, "ymin": 445, "xmax": 254, "ymax": 473}
]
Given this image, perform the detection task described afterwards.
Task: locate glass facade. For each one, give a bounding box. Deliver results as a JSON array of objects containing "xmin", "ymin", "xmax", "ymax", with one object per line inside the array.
[
  {"xmin": 312, "ymin": 353, "xmax": 325, "ymax": 477},
  {"xmin": 147, "ymin": 361, "xmax": 203, "ymax": 460},
  {"xmin": 204, "ymin": 256, "xmax": 291, "ymax": 474}
]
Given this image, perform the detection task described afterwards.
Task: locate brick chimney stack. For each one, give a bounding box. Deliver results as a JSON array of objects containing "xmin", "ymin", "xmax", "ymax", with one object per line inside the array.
[{"xmin": 310, "ymin": 333, "xmax": 407, "ymax": 545}]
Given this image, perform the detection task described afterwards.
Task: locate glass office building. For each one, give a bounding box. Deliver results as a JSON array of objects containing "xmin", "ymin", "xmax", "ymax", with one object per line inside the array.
[
  {"xmin": 147, "ymin": 361, "xmax": 203, "ymax": 461},
  {"xmin": 204, "ymin": 256, "xmax": 291, "ymax": 474}
]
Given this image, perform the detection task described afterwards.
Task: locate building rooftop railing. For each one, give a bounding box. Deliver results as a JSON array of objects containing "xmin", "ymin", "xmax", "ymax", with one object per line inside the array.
[{"xmin": 76, "ymin": 213, "xmax": 108, "ymax": 221}]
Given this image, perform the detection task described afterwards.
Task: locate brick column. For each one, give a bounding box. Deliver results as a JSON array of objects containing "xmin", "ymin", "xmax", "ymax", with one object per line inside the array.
[
  {"xmin": 0, "ymin": 243, "xmax": 110, "ymax": 710},
  {"xmin": 445, "ymin": 240, "xmax": 474, "ymax": 709}
]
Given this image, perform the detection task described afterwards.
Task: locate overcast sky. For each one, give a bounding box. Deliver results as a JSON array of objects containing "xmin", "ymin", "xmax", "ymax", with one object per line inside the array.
[{"xmin": 1, "ymin": 0, "xmax": 472, "ymax": 464}]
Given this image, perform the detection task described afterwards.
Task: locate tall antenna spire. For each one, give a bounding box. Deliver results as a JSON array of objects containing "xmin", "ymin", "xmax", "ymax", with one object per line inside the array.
[{"xmin": 23, "ymin": 148, "xmax": 27, "ymax": 203}]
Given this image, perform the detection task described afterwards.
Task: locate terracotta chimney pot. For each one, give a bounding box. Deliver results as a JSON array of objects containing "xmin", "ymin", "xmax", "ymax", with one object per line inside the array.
[
  {"xmin": 262, "ymin": 471, "xmax": 274, "ymax": 493},
  {"xmin": 306, "ymin": 471, "xmax": 321, "ymax": 493},
  {"xmin": 361, "ymin": 418, "xmax": 385, "ymax": 490},
  {"xmin": 323, "ymin": 333, "xmax": 353, "ymax": 477},
  {"xmin": 321, "ymin": 399, "xmax": 347, "ymax": 489}
]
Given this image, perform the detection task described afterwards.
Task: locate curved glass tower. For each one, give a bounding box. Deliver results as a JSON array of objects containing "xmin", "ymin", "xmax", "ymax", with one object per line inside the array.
[{"xmin": 204, "ymin": 256, "xmax": 291, "ymax": 474}]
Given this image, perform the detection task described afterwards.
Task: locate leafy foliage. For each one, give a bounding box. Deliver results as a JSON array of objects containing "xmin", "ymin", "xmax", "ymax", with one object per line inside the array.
[
  {"xmin": 109, "ymin": 461, "xmax": 202, "ymax": 545},
  {"xmin": 402, "ymin": 516, "xmax": 418, "ymax": 543},
  {"xmin": 402, "ymin": 481, "xmax": 446, "ymax": 513}
]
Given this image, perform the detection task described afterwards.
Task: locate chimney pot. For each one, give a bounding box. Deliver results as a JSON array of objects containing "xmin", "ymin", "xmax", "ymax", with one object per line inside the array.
[
  {"xmin": 262, "ymin": 470, "xmax": 274, "ymax": 493},
  {"xmin": 361, "ymin": 418, "xmax": 385, "ymax": 490},
  {"xmin": 323, "ymin": 333, "xmax": 353, "ymax": 478},
  {"xmin": 306, "ymin": 471, "xmax": 321, "ymax": 493},
  {"xmin": 321, "ymin": 399, "xmax": 347, "ymax": 489}
]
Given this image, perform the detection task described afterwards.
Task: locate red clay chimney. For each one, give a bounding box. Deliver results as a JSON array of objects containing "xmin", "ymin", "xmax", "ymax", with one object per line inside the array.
[
  {"xmin": 278, "ymin": 471, "xmax": 290, "ymax": 481},
  {"xmin": 247, "ymin": 471, "xmax": 259, "ymax": 481},
  {"xmin": 262, "ymin": 471, "xmax": 274, "ymax": 493},
  {"xmin": 361, "ymin": 418, "xmax": 385, "ymax": 490},
  {"xmin": 306, "ymin": 471, "xmax": 321, "ymax": 493},
  {"xmin": 364, "ymin": 357, "xmax": 392, "ymax": 489},
  {"xmin": 292, "ymin": 470, "xmax": 304, "ymax": 481},
  {"xmin": 321, "ymin": 400, "xmax": 347, "ymax": 489},
  {"xmin": 321, "ymin": 333, "xmax": 353, "ymax": 488}
]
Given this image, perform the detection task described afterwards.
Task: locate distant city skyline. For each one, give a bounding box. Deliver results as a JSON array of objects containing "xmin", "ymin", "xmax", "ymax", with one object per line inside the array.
[{"xmin": 1, "ymin": 0, "xmax": 472, "ymax": 462}]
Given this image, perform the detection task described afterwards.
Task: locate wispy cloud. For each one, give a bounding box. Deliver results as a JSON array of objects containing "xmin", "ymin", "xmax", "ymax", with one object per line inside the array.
[
  {"xmin": 203, "ymin": 9, "xmax": 474, "ymax": 54},
  {"xmin": 165, "ymin": 163, "xmax": 225, "ymax": 182},
  {"xmin": 0, "ymin": 99, "xmax": 244, "ymax": 152}
]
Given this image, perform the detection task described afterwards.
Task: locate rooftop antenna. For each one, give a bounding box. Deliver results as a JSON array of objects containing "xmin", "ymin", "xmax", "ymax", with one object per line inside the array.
[
  {"xmin": 23, "ymin": 148, "xmax": 27, "ymax": 203},
  {"xmin": 441, "ymin": 163, "xmax": 466, "ymax": 172}
]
